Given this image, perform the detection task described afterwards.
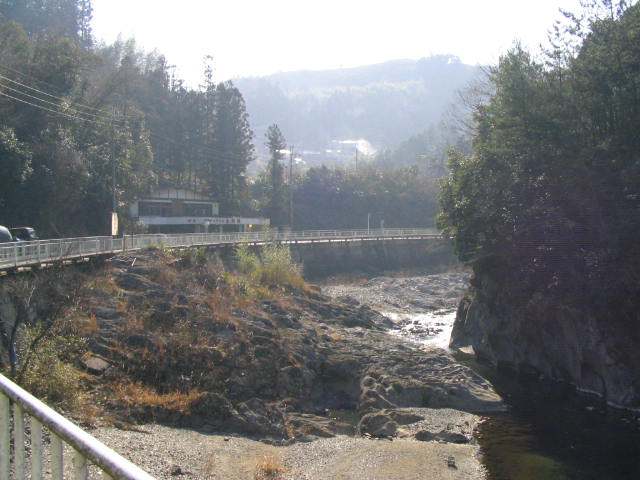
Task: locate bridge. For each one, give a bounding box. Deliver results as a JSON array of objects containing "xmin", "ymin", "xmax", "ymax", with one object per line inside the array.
[
  {"xmin": 0, "ymin": 228, "xmax": 440, "ymax": 272},
  {"xmin": 0, "ymin": 227, "xmax": 441, "ymax": 478}
]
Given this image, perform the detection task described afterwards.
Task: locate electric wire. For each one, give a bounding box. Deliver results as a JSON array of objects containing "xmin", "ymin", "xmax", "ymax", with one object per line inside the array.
[
  {"xmin": 0, "ymin": 65, "xmax": 115, "ymax": 113},
  {"xmin": 0, "ymin": 79, "xmax": 124, "ymax": 122},
  {"xmin": 0, "ymin": 71, "xmax": 251, "ymax": 164}
]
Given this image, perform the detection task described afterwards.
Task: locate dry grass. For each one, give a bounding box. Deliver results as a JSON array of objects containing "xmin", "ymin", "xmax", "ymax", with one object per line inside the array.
[
  {"xmin": 148, "ymin": 260, "xmax": 179, "ymax": 286},
  {"xmin": 112, "ymin": 381, "xmax": 204, "ymax": 414},
  {"xmin": 327, "ymin": 330, "xmax": 344, "ymax": 342},
  {"xmin": 254, "ymin": 454, "xmax": 287, "ymax": 480},
  {"xmin": 73, "ymin": 312, "xmax": 99, "ymax": 336}
]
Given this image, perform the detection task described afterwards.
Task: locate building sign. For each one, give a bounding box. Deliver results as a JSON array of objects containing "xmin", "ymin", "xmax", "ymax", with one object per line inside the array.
[
  {"xmin": 186, "ymin": 217, "xmax": 242, "ymax": 225},
  {"xmin": 111, "ymin": 211, "xmax": 119, "ymax": 236}
]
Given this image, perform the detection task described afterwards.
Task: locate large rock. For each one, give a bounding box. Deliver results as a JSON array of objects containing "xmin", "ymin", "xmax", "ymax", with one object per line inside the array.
[
  {"xmin": 115, "ymin": 272, "xmax": 163, "ymax": 292},
  {"xmin": 285, "ymin": 412, "xmax": 355, "ymax": 438},
  {"xmin": 451, "ymin": 274, "xmax": 640, "ymax": 409},
  {"xmin": 357, "ymin": 411, "xmax": 398, "ymax": 438},
  {"xmin": 236, "ymin": 398, "xmax": 287, "ymax": 438}
]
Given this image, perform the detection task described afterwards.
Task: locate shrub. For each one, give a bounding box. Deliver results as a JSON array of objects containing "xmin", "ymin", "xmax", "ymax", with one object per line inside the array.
[
  {"xmin": 259, "ymin": 244, "xmax": 303, "ymax": 288},
  {"xmin": 254, "ymin": 454, "xmax": 287, "ymax": 480},
  {"xmin": 15, "ymin": 326, "xmax": 87, "ymax": 411},
  {"xmin": 235, "ymin": 244, "xmax": 261, "ymax": 276},
  {"xmin": 235, "ymin": 243, "xmax": 304, "ymax": 289}
]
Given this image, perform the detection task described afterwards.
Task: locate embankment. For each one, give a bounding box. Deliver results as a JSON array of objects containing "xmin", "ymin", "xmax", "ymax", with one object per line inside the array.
[
  {"xmin": 289, "ymin": 238, "xmax": 456, "ymax": 278},
  {"xmin": 450, "ymin": 266, "xmax": 640, "ymax": 410}
]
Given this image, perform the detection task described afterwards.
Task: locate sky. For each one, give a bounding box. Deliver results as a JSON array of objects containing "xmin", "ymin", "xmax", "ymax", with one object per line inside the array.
[{"xmin": 92, "ymin": 0, "xmax": 582, "ymax": 85}]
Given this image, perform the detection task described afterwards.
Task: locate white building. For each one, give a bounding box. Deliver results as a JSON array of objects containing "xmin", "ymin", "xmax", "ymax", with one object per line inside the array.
[{"xmin": 129, "ymin": 187, "xmax": 269, "ymax": 233}]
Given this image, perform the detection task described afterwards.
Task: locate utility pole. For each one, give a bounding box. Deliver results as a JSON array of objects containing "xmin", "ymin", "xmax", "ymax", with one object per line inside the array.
[
  {"xmin": 355, "ymin": 146, "xmax": 358, "ymax": 172},
  {"xmin": 111, "ymin": 107, "xmax": 117, "ymax": 212},
  {"xmin": 110, "ymin": 106, "xmax": 118, "ymax": 237},
  {"xmin": 289, "ymin": 145, "xmax": 294, "ymax": 229}
]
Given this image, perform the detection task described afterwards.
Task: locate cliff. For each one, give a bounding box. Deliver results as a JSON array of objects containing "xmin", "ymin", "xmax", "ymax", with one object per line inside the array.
[{"xmin": 450, "ymin": 266, "xmax": 640, "ymax": 410}]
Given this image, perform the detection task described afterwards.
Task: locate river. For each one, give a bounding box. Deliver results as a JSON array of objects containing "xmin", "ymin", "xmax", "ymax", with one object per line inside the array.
[{"xmin": 324, "ymin": 271, "xmax": 640, "ymax": 480}]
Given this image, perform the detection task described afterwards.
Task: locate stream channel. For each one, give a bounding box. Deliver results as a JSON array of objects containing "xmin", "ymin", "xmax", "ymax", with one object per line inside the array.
[{"xmin": 324, "ymin": 271, "xmax": 640, "ymax": 480}]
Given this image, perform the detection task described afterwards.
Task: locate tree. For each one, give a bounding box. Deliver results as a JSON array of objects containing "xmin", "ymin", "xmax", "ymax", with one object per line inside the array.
[
  {"xmin": 211, "ymin": 81, "xmax": 255, "ymax": 214},
  {"xmin": 265, "ymin": 124, "xmax": 287, "ymax": 226},
  {"xmin": 438, "ymin": 1, "xmax": 640, "ymax": 310}
]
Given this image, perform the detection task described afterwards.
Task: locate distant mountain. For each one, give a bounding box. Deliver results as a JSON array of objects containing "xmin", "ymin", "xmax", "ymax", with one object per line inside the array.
[{"xmin": 234, "ymin": 55, "xmax": 481, "ymax": 165}]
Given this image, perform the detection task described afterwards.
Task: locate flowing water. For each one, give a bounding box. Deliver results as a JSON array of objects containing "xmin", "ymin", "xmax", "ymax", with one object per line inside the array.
[{"xmin": 388, "ymin": 302, "xmax": 640, "ymax": 480}]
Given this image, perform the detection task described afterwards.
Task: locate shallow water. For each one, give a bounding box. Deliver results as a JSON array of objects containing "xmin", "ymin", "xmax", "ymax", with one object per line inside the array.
[
  {"xmin": 384, "ymin": 309, "xmax": 456, "ymax": 350},
  {"xmin": 471, "ymin": 359, "xmax": 640, "ymax": 480},
  {"xmin": 390, "ymin": 307, "xmax": 640, "ymax": 479}
]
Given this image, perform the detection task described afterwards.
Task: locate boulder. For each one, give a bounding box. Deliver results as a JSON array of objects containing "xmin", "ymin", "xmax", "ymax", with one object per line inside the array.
[
  {"xmin": 414, "ymin": 429, "xmax": 470, "ymax": 444},
  {"xmin": 115, "ymin": 272, "xmax": 162, "ymax": 292},
  {"xmin": 236, "ymin": 398, "xmax": 287, "ymax": 438},
  {"xmin": 81, "ymin": 354, "xmax": 111, "ymax": 375},
  {"xmin": 357, "ymin": 411, "xmax": 398, "ymax": 438}
]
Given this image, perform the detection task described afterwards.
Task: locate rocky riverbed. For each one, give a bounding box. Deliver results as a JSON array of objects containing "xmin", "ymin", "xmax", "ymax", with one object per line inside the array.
[{"xmin": 81, "ymin": 255, "xmax": 499, "ymax": 479}]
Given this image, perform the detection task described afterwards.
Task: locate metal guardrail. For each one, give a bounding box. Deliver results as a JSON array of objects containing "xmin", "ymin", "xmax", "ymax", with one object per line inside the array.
[
  {"xmin": 0, "ymin": 373, "xmax": 155, "ymax": 479},
  {"xmin": 0, "ymin": 228, "xmax": 441, "ymax": 270}
]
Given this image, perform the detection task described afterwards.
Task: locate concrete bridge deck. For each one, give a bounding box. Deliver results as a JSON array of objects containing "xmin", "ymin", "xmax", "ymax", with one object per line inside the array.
[{"xmin": 0, "ymin": 228, "xmax": 440, "ymax": 272}]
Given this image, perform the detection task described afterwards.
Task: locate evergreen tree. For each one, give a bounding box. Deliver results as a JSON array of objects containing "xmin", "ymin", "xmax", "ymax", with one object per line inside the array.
[
  {"xmin": 212, "ymin": 81, "xmax": 254, "ymax": 214},
  {"xmin": 265, "ymin": 124, "xmax": 287, "ymax": 226},
  {"xmin": 438, "ymin": 0, "xmax": 640, "ymax": 312}
]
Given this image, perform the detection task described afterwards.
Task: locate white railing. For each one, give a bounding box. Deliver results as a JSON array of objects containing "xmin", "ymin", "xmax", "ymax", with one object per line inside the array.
[
  {"xmin": 0, "ymin": 228, "xmax": 440, "ymax": 270},
  {"xmin": 0, "ymin": 374, "xmax": 155, "ymax": 479}
]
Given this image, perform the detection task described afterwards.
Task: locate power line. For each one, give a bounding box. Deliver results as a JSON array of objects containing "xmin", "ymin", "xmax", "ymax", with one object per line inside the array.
[
  {"xmin": 0, "ymin": 90, "xmax": 112, "ymax": 126},
  {"xmin": 0, "ymin": 80, "xmax": 122, "ymax": 122},
  {"xmin": 0, "ymin": 69, "xmax": 117, "ymax": 116},
  {"xmin": 0, "ymin": 71, "xmax": 252, "ymax": 164},
  {"xmin": 0, "ymin": 63, "xmax": 140, "ymax": 120}
]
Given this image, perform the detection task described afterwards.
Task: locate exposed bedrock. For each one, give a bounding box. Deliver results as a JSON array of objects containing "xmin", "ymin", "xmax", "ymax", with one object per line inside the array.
[{"xmin": 450, "ymin": 271, "xmax": 640, "ymax": 410}]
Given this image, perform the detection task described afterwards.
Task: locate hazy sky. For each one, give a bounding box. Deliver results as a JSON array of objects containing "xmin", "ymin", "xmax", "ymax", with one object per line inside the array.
[{"xmin": 92, "ymin": 0, "xmax": 581, "ymax": 85}]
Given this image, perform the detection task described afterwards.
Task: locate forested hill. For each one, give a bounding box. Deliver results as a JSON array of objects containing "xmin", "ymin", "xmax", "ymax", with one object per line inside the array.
[
  {"xmin": 0, "ymin": 0, "xmax": 256, "ymax": 235},
  {"xmin": 234, "ymin": 56, "xmax": 480, "ymax": 152}
]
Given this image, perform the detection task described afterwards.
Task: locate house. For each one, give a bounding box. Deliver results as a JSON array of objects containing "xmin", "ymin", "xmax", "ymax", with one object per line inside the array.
[{"xmin": 129, "ymin": 187, "xmax": 269, "ymax": 233}]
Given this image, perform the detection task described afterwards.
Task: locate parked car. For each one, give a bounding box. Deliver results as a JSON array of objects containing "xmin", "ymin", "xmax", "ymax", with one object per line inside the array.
[
  {"xmin": 0, "ymin": 225, "xmax": 13, "ymax": 243},
  {"xmin": 10, "ymin": 227, "xmax": 38, "ymax": 242}
]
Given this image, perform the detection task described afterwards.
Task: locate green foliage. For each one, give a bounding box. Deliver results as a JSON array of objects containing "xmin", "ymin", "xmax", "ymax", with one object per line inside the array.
[
  {"xmin": 15, "ymin": 325, "xmax": 86, "ymax": 410},
  {"xmin": 177, "ymin": 246, "xmax": 208, "ymax": 267},
  {"xmin": 288, "ymin": 164, "xmax": 439, "ymax": 229},
  {"xmin": 259, "ymin": 243, "xmax": 303, "ymax": 288},
  {"xmin": 375, "ymin": 121, "xmax": 471, "ymax": 176},
  {"xmin": 263, "ymin": 124, "xmax": 288, "ymax": 226},
  {"xmin": 0, "ymin": 1, "xmax": 256, "ymax": 236},
  {"xmin": 438, "ymin": 1, "xmax": 640, "ymax": 308},
  {"xmin": 235, "ymin": 244, "xmax": 261, "ymax": 275},
  {"xmin": 235, "ymin": 243, "xmax": 303, "ymax": 289}
]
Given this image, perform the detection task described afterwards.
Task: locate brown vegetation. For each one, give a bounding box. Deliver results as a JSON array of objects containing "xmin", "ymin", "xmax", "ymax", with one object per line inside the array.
[{"xmin": 254, "ymin": 454, "xmax": 287, "ymax": 480}]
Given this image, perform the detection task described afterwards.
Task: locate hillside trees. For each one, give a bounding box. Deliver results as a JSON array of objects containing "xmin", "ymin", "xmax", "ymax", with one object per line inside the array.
[
  {"xmin": 438, "ymin": 0, "xmax": 640, "ymax": 310},
  {"xmin": 292, "ymin": 165, "xmax": 438, "ymax": 230},
  {"xmin": 264, "ymin": 124, "xmax": 287, "ymax": 226},
  {"xmin": 0, "ymin": 0, "xmax": 257, "ymax": 235},
  {"xmin": 209, "ymin": 81, "xmax": 255, "ymax": 214}
]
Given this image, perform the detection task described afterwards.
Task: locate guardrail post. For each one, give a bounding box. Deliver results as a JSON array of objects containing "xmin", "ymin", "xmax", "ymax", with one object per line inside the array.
[
  {"xmin": 73, "ymin": 449, "xmax": 88, "ymax": 480},
  {"xmin": 14, "ymin": 403, "xmax": 25, "ymax": 479},
  {"xmin": 0, "ymin": 393, "xmax": 9, "ymax": 479},
  {"xmin": 31, "ymin": 417, "xmax": 43, "ymax": 480},
  {"xmin": 52, "ymin": 433, "xmax": 63, "ymax": 479}
]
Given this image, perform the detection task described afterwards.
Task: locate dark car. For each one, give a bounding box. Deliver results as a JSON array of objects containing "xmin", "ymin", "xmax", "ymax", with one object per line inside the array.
[
  {"xmin": 10, "ymin": 227, "xmax": 38, "ymax": 242},
  {"xmin": 0, "ymin": 225, "xmax": 13, "ymax": 243}
]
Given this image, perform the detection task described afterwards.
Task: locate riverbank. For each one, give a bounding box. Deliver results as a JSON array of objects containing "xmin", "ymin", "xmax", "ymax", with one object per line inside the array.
[
  {"xmin": 92, "ymin": 422, "xmax": 485, "ymax": 480},
  {"xmin": 59, "ymin": 251, "xmax": 499, "ymax": 479}
]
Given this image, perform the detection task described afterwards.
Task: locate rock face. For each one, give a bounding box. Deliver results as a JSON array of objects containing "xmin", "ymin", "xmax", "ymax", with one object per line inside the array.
[
  {"xmin": 76, "ymin": 249, "xmax": 502, "ymax": 444},
  {"xmin": 450, "ymin": 272, "xmax": 640, "ymax": 410}
]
